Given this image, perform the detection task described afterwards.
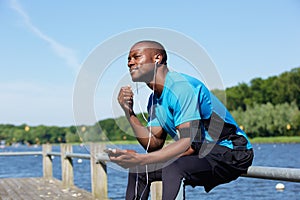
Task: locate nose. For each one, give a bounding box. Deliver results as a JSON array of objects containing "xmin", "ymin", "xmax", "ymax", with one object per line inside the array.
[{"xmin": 128, "ymin": 57, "xmax": 134, "ymax": 68}]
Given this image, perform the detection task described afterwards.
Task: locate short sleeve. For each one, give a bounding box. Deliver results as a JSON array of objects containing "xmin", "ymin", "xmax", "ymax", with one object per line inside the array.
[
  {"xmin": 146, "ymin": 93, "xmax": 161, "ymax": 127},
  {"xmin": 168, "ymin": 81, "xmax": 201, "ymax": 126},
  {"xmin": 147, "ymin": 117, "xmax": 160, "ymax": 127}
]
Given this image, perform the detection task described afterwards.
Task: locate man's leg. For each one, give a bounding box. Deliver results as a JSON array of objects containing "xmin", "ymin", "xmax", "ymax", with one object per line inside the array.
[
  {"xmin": 126, "ymin": 165, "xmax": 162, "ymax": 200},
  {"xmin": 162, "ymin": 155, "xmax": 212, "ymax": 200}
]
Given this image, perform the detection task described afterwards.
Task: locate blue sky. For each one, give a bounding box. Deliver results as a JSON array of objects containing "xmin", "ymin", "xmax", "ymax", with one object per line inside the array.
[{"xmin": 1, "ymin": 0, "xmax": 299, "ymax": 126}]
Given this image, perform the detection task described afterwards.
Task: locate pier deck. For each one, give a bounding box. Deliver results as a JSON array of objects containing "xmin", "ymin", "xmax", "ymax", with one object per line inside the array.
[{"xmin": 0, "ymin": 177, "xmax": 97, "ymax": 200}]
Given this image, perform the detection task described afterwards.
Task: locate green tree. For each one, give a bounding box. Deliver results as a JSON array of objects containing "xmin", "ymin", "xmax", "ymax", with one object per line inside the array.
[
  {"xmin": 232, "ymin": 102, "xmax": 300, "ymax": 138},
  {"xmin": 226, "ymin": 83, "xmax": 251, "ymax": 110}
]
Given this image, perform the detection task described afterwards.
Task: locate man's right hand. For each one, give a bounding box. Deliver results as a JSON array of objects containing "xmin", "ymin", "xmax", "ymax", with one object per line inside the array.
[{"xmin": 118, "ymin": 85, "xmax": 134, "ymax": 114}]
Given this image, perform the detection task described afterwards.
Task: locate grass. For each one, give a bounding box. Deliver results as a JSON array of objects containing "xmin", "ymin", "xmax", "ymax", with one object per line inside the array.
[
  {"xmin": 99, "ymin": 140, "xmax": 139, "ymax": 145},
  {"xmin": 249, "ymin": 136, "xmax": 300, "ymax": 144},
  {"xmin": 77, "ymin": 136, "xmax": 300, "ymax": 146},
  {"xmin": 109, "ymin": 136, "xmax": 300, "ymax": 145}
]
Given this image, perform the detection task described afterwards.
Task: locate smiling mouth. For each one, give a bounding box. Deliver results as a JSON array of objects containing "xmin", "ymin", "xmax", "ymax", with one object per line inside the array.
[{"xmin": 129, "ymin": 66, "xmax": 139, "ymax": 74}]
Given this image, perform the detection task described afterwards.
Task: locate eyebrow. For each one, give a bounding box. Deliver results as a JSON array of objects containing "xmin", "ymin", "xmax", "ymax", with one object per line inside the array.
[{"xmin": 128, "ymin": 50, "xmax": 142, "ymax": 60}]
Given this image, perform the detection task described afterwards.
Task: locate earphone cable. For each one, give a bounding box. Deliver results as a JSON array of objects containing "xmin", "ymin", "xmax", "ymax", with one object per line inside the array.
[{"xmin": 135, "ymin": 62, "xmax": 158, "ymax": 199}]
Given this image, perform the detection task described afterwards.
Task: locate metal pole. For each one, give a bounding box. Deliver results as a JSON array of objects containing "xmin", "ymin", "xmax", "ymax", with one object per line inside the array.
[{"xmin": 242, "ymin": 166, "xmax": 300, "ymax": 182}]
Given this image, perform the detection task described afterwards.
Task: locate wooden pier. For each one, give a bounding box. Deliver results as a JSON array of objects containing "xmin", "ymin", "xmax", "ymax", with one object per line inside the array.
[
  {"xmin": 0, "ymin": 144, "xmax": 107, "ymax": 200},
  {"xmin": 0, "ymin": 143, "xmax": 160, "ymax": 200},
  {"xmin": 0, "ymin": 177, "xmax": 96, "ymax": 200}
]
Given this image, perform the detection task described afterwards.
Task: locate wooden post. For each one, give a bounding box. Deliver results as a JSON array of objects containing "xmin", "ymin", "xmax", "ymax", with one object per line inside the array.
[
  {"xmin": 90, "ymin": 143, "xmax": 107, "ymax": 199},
  {"xmin": 42, "ymin": 144, "xmax": 52, "ymax": 178},
  {"xmin": 61, "ymin": 143, "xmax": 74, "ymax": 188},
  {"xmin": 151, "ymin": 181, "xmax": 162, "ymax": 200}
]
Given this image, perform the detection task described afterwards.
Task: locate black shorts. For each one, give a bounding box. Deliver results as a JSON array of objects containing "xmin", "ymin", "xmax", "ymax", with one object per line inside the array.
[{"xmin": 189, "ymin": 141, "xmax": 254, "ymax": 192}]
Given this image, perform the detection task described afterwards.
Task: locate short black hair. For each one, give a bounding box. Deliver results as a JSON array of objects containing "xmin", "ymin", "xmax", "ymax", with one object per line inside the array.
[{"xmin": 132, "ymin": 40, "xmax": 168, "ymax": 64}]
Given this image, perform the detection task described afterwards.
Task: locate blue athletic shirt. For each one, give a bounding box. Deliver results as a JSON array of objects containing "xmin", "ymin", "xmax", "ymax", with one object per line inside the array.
[{"xmin": 147, "ymin": 71, "xmax": 252, "ymax": 150}]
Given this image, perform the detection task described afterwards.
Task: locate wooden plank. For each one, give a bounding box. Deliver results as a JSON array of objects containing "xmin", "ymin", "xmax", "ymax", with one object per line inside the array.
[
  {"xmin": 0, "ymin": 178, "xmax": 22, "ymax": 200},
  {"xmin": 0, "ymin": 179, "xmax": 9, "ymax": 198},
  {"xmin": 151, "ymin": 181, "xmax": 162, "ymax": 200},
  {"xmin": 9, "ymin": 178, "xmax": 39, "ymax": 200},
  {"xmin": 0, "ymin": 178, "xmax": 97, "ymax": 200},
  {"xmin": 90, "ymin": 143, "xmax": 107, "ymax": 199},
  {"xmin": 61, "ymin": 144, "xmax": 74, "ymax": 187},
  {"xmin": 42, "ymin": 144, "xmax": 53, "ymax": 178}
]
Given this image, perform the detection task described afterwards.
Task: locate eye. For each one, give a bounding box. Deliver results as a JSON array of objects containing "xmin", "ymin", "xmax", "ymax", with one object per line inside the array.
[
  {"xmin": 134, "ymin": 55, "xmax": 141, "ymax": 59},
  {"xmin": 128, "ymin": 53, "xmax": 142, "ymax": 62}
]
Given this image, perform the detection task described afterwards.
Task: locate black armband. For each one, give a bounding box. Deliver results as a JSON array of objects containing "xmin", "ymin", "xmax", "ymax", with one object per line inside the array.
[
  {"xmin": 178, "ymin": 127, "xmax": 192, "ymax": 139},
  {"xmin": 178, "ymin": 120, "xmax": 202, "ymax": 142}
]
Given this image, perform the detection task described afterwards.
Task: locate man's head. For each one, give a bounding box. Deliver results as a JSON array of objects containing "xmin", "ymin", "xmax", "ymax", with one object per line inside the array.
[{"xmin": 127, "ymin": 40, "xmax": 167, "ymax": 82}]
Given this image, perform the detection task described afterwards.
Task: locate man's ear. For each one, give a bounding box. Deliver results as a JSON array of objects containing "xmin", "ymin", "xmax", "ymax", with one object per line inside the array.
[{"xmin": 154, "ymin": 54, "xmax": 162, "ymax": 64}]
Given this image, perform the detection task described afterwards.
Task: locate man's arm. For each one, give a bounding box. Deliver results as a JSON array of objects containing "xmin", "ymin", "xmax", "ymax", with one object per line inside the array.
[
  {"xmin": 140, "ymin": 120, "xmax": 199, "ymax": 164},
  {"xmin": 118, "ymin": 86, "xmax": 167, "ymax": 151},
  {"xmin": 126, "ymin": 112, "xmax": 167, "ymax": 152},
  {"xmin": 109, "ymin": 120, "xmax": 198, "ymax": 168}
]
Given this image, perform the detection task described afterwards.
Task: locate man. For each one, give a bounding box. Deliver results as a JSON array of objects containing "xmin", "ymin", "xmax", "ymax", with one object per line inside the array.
[{"xmin": 109, "ymin": 40, "xmax": 254, "ymax": 199}]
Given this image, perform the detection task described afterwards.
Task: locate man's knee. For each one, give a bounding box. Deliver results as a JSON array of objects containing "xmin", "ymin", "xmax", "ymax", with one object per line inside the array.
[{"xmin": 162, "ymin": 159, "xmax": 184, "ymax": 179}]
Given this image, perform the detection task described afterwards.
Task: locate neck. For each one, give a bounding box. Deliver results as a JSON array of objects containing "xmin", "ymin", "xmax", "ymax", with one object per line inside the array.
[{"xmin": 147, "ymin": 65, "xmax": 169, "ymax": 96}]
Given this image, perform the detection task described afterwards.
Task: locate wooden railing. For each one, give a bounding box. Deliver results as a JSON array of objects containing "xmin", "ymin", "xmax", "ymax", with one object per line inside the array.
[
  {"xmin": 44, "ymin": 143, "xmax": 108, "ymax": 199},
  {"xmin": 0, "ymin": 143, "xmax": 109, "ymax": 199},
  {"xmin": 0, "ymin": 143, "xmax": 162, "ymax": 199},
  {"xmin": 1, "ymin": 143, "xmax": 300, "ymax": 199}
]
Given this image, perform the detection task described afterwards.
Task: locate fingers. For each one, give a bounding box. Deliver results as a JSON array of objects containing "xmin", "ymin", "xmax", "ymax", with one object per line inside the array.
[
  {"xmin": 106, "ymin": 148, "xmax": 125, "ymax": 157},
  {"xmin": 119, "ymin": 85, "xmax": 134, "ymax": 100},
  {"xmin": 113, "ymin": 148, "xmax": 128, "ymax": 155},
  {"xmin": 118, "ymin": 85, "xmax": 134, "ymax": 111},
  {"xmin": 109, "ymin": 149, "xmax": 132, "ymax": 158},
  {"xmin": 108, "ymin": 149, "xmax": 137, "ymax": 169}
]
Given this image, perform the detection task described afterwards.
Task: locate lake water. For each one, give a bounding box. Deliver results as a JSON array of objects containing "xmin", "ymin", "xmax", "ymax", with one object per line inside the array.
[{"xmin": 0, "ymin": 143, "xmax": 299, "ymax": 200}]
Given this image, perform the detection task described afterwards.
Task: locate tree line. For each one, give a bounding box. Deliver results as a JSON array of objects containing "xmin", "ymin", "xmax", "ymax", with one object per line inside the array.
[
  {"xmin": 0, "ymin": 67, "xmax": 299, "ymax": 145},
  {"xmin": 225, "ymin": 67, "xmax": 300, "ymax": 111},
  {"xmin": 0, "ymin": 114, "xmax": 147, "ymax": 145},
  {"xmin": 212, "ymin": 67, "xmax": 300, "ymax": 138}
]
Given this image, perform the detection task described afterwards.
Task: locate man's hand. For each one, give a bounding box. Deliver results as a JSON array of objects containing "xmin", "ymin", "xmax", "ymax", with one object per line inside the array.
[
  {"xmin": 118, "ymin": 86, "xmax": 134, "ymax": 114},
  {"xmin": 108, "ymin": 149, "xmax": 142, "ymax": 169}
]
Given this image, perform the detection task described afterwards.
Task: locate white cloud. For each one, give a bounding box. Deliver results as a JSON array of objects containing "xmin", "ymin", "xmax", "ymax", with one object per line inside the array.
[{"xmin": 9, "ymin": 0, "xmax": 80, "ymax": 73}]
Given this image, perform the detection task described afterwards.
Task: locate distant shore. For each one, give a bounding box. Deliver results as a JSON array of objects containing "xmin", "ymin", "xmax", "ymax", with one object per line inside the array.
[
  {"xmin": 103, "ymin": 136, "xmax": 300, "ymax": 145},
  {"xmin": 249, "ymin": 136, "xmax": 300, "ymax": 144},
  {"xmin": 1, "ymin": 136, "xmax": 299, "ymax": 148}
]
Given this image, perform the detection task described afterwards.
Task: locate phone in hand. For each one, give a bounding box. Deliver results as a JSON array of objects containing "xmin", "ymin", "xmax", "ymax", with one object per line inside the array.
[
  {"xmin": 103, "ymin": 148, "xmax": 116, "ymax": 154},
  {"xmin": 104, "ymin": 148, "xmax": 136, "ymax": 155}
]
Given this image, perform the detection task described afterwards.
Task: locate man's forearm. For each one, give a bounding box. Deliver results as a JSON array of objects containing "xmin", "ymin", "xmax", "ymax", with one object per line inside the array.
[
  {"xmin": 140, "ymin": 138, "xmax": 191, "ymax": 165},
  {"xmin": 125, "ymin": 111, "xmax": 153, "ymax": 149}
]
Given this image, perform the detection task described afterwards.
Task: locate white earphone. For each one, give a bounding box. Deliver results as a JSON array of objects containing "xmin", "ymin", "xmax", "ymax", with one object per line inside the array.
[{"xmin": 155, "ymin": 60, "xmax": 159, "ymax": 66}]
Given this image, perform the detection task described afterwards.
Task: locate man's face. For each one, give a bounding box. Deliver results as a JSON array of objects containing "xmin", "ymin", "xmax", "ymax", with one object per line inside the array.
[{"xmin": 127, "ymin": 44, "xmax": 156, "ymax": 82}]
